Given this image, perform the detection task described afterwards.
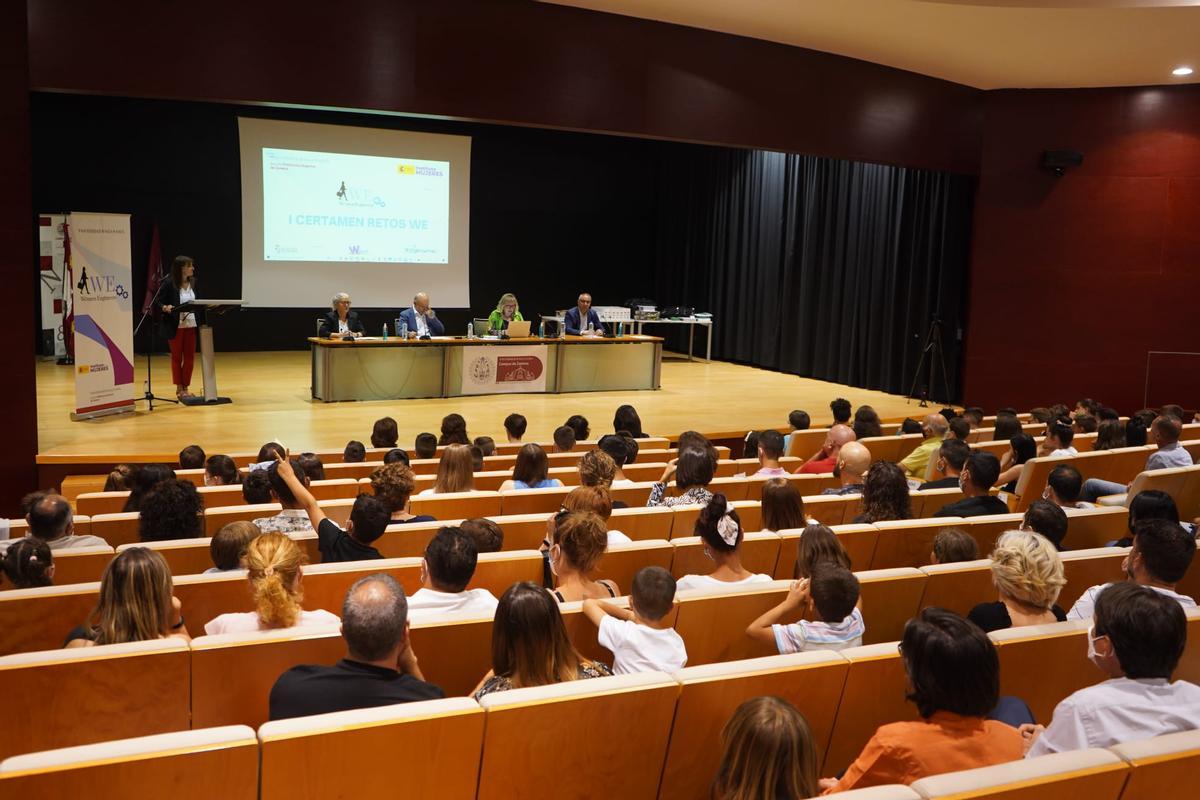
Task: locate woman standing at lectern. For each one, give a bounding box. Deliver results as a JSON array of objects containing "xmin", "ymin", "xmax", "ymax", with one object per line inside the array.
[
  {"xmin": 319, "ymin": 292, "xmax": 365, "ymax": 340},
  {"xmin": 159, "ymin": 255, "xmax": 199, "ymax": 400},
  {"xmin": 486, "ymin": 292, "xmax": 524, "ymax": 332}
]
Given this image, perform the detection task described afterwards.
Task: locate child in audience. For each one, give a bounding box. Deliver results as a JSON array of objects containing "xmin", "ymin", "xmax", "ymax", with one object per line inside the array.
[
  {"xmin": 383, "ymin": 448, "xmax": 410, "ymax": 465},
  {"xmin": 204, "ymin": 454, "xmax": 240, "ymax": 486},
  {"xmin": 418, "ymin": 444, "xmax": 476, "ymax": 495},
  {"xmin": 122, "ymin": 463, "xmax": 175, "ymax": 512},
  {"xmin": 1, "ymin": 538, "xmax": 54, "ymax": 588},
  {"xmin": 253, "ymin": 459, "xmax": 314, "ymax": 534},
  {"xmin": 470, "ymin": 446, "xmax": 485, "ymax": 472},
  {"xmin": 343, "ymin": 440, "xmax": 366, "ymax": 463},
  {"xmin": 273, "ymin": 457, "xmax": 390, "ymax": 563},
  {"xmin": 597, "ymin": 435, "xmax": 635, "ymax": 486},
  {"xmin": 781, "ymin": 409, "xmax": 811, "ymax": 456},
  {"xmin": 713, "ymin": 697, "xmax": 818, "ymax": 800},
  {"xmin": 746, "ymin": 562, "xmax": 864, "ymax": 653},
  {"xmin": 583, "ymin": 565, "xmax": 687, "ymax": 674},
  {"xmin": 370, "ymin": 416, "xmax": 399, "ymax": 449},
  {"xmin": 675, "ymin": 494, "xmax": 772, "ymax": 592},
  {"xmin": 103, "ymin": 463, "xmax": 133, "ymax": 492},
  {"xmin": 241, "ymin": 470, "xmax": 273, "ymax": 504},
  {"xmin": 564, "ymin": 414, "xmax": 589, "ymax": 441},
  {"xmin": 178, "ymin": 444, "xmax": 206, "ymax": 469},
  {"xmin": 503, "ymin": 413, "xmax": 526, "ymax": 443},
  {"xmin": 500, "ymin": 443, "xmax": 563, "ymax": 490},
  {"xmin": 553, "ymin": 425, "xmax": 576, "ymax": 453},
  {"xmin": 460, "ymin": 517, "xmax": 504, "ymax": 552},
  {"xmin": 207, "ymin": 520, "xmax": 261, "ymax": 572},
  {"xmin": 296, "ymin": 452, "xmax": 326, "ymax": 481},
  {"xmin": 930, "ymin": 528, "xmax": 980, "ymax": 564},
  {"xmin": 414, "ymin": 432, "xmax": 438, "ymax": 459},
  {"xmin": 760, "ymin": 478, "xmax": 807, "ymax": 532},
  {"xmin": 473, "ymin": 436, "xmax": 496, "ymax": 457},
  {"xmin": 439, "ymin": 413, "xmax": 470, "ymax": 445},
  {"xmin": 370, "ymin": 462, "xmax": 436, "ymax": 524},
  {"xmin": 792, "ymin": 523, "xmax": 852, "ymax": 579}
]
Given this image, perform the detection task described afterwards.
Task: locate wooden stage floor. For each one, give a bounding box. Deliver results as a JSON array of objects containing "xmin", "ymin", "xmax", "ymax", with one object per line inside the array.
[{"xmin": 36, "ymin": 352, "xmax": 929, "ymax": 458}]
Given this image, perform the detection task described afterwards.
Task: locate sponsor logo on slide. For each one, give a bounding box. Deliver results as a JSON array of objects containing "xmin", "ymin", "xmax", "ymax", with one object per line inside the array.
[
  {"xmin": 495, "ymin": 356, "xmax": 543, "ymax": 383},
  {"xmin": 396, "ymin": 163, "xmax": 446, "ymax": 177},
  {"xmin": 347, "ymin": 244, "xmax": 368, "ymax": 256},
  {"xmin": 335, "ymin": 180, "xmax": 387, "ymax": 209},
  {"xmin": 469, "ymin": 357, "xmax": 493, "ymax": 385}
]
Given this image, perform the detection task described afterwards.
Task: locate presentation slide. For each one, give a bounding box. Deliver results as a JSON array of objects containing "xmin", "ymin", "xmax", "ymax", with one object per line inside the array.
[
  {"xmin": 239, "ymin": 118, "xmax": 471, "ymax": 309},
  {"xmin": 263, "ymin": 148, "xmax": 449, "ymax": 264}
]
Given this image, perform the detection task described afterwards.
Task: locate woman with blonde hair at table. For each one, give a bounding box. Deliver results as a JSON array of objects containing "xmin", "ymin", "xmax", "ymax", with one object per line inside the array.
[{"xmin": 487, "ymin": 292, "xmax": 524, "ymax": 332}]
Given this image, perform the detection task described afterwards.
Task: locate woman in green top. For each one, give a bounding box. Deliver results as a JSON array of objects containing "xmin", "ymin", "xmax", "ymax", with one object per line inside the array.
[{"xmin": 487, "ymin": 292, "xmax": 524, "ymax": 331}]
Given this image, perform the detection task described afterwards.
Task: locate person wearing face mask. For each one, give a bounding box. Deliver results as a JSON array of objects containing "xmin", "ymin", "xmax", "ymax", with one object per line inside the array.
[
  {"xmin": 931, "ymin": 452, "xmax": 1009, "ymax": 517},
  {"xmin": 1066, "ymin": 518, "xmax": 1197, "ymax": 620},
  {"xmin": 545, "ymin": 511, "xmax": 619, "ymax": 602},
  {"xmin": 1021, "ymin": 581, "xmax": 1200, "ymax": 757},
  {"xmin": 675, "ymin": 494, "xmax": 773, "ymax": 592}
]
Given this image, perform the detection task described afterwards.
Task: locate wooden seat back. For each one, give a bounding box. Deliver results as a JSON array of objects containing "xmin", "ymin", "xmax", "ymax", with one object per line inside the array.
[
  {"xmin": 88, "ymin": 512, "xmax": 143, "ymax": 547},
  {"xmin": 917, "ymin": 559, "xmax": 995, "ymax": 617},
  {"xmin": 408, "ymin": 613, "xmax": 495, "ymax": 698},
  {"xmin": 410, "ymin": 490, "xmax": 502, "ymax": 519},
  {"xmin": 37, "ymin": 545, "xmax": 114, "ymax": 587},
  {"xmin": 910, "ymin": 488, "xmax": 966, "ymax": 518},
  {"xmin": 962, "ymin": 513, "xmax": 1026, "ymax": 556},
  {"xmin": 1058, "ymin": 548, "xmax": 1127, "ymax": 610},
  {"xmin": 1110, "ymin": 728, "xmax": 1200, "ymax": 800},
  {"xmin": 870, "ymin": 518, "xmax": 963, "ymax": 570},
  {"xmin": 823, "ymin": 642, "xmax": 916, "ymax": 774},
  {"xmin": 803, "ymin": 493, "xmax": 860, "ymax": 525},
  {"xmin": 117, "ymin": 537, "xmax": 227, "ymax": 577},
  {"xmin": 786, "ymin": 428, "xmax": 830, "ymax": 458},
  {"xmin": 989, "ymin": 619, "xmax": 1098, "ymax": 723},
  {"xmin": 1175, "ymin": 463, "xmax": 1200, "ymax": 519},
  {"xmin": 1014, "ymin": 452, "xmax": 1111, "ymax": 512},
  {"xmin": 670, "ymin": 501, "xmax": 761, "ymax": 539},
  {"xmin": 775, "ymin": 524, "xmax": 878, "ymax": 579},
  {"xmin": 857, "ymin": 567, "xmax": 928, "ymax": 645},
  {"xmin": 0, "ymin": 582, "xmax": 100, "ymax": 656},
  {"xmin": 593, "ymin": 540, "xmax": 674, "ymax": 592},
  {"xmin": 1062, "ymin": 506, "xmax": 1129, "ymax": 550},
  {"xmin": 496, "ymin": 486, "xmax": 571, "ymax": 515},
  {"xmin": 674, "ymin": 581, "xmax": 790, "ymax": 665},
  {"xmin": 372, "ymin": 519, "xmax": 452, "ymax": 559},
  {"xmin": 610, "ymin": 506, "xmax": 675, "ymax": 540},
  {"xmin": 1095, "ymin": 446, "xmax": 1156, "ymax": 485},
  {"xmin": 908, "ymin": 748, "xmax": 1128, "ymax": 800}
]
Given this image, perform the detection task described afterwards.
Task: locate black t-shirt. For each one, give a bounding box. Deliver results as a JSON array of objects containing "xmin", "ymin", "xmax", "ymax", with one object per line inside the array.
[
  {"xmin": 269, "ymin": 659, "xmax": 445, "ymax": 720},
  {"xmin": 317, "ymin": 518, "xmax": 383, "ymax": 563},
  {"xmin": 967, "ymin": 601, "xmax": 1067, "ymax": 633},
  {"xmin": 932, "ymin": 495, "xmax": 1010, "ymax": 518},
  {"xmin": 918, "ymin": 476, "xmax": 960, "ymax": 491}
]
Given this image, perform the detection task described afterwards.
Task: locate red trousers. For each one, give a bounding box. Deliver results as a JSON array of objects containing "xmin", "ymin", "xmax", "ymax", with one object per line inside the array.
[{"xmin": 169, "ymin": 326, "xmax": 197, "ymax": 387}]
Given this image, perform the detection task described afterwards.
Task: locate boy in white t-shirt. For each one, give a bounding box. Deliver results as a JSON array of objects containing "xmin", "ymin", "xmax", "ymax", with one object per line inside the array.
[
  {"xmin": 745, "ymin": 562, "xmax": 865, "ymax": 653},
  {"xmin": 583, "ymin": 566, "xmax": 687, "ymax": 674}
]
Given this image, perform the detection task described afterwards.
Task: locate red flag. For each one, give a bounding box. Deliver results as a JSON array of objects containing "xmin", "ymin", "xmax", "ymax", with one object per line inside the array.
[
  {"xmin": 142, "ymin": 223, "xmax": 163, "ymax": 315},
  {"xmin": 62, "ymin": 220, "xmax": 74, "ymax": 358}
]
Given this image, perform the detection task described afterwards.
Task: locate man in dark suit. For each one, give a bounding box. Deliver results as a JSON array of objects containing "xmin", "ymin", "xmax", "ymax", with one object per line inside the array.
[
  {"xmin": 398, "ymin": 292, "xmax": 445, "ymax": 338},
  {"xmin": 563, "ymin": 292, "xmax": 605, "ymax": 336},
  {"xmin": 319, "ymin": 292, "xmax": 365, "ymax": 339}
]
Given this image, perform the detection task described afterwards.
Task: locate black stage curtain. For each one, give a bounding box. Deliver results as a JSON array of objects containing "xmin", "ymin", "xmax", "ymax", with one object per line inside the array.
[{"xmin": 653, "ymin": 147, "xmax": 973, "ymax": 401}]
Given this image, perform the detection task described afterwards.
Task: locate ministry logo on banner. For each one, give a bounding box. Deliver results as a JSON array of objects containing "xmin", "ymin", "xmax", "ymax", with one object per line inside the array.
[{"xmin": 461, "ymin": 345, "xmax": 548, "ymax": 395}]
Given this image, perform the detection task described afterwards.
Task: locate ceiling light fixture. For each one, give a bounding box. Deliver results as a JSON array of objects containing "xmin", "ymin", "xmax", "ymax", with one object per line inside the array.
[{"xmin": 1172, "ymin": 66, "xmax": 1194, "ymax": 76}]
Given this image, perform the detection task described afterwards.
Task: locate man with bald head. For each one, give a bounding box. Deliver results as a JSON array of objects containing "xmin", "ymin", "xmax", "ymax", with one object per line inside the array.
[
  {"xmin": 900, "ymin": 413, "xmax": 949, "ymax": 479},
  {"xmin": 268, "ymin": 573, "xmax": 442, "ymax": 720},
  {"xmin": 399, "ymin": 292, "xmax": 444, "ymax": 338},
  {"xmin": 821, "ymin": 441, "xmax": 871, "ymax": 495},
  {"xmin": 564, "ymin": 292, "xmax": 605, "ymax": 336},
  {"xmin": 795, "ymin": 424, "xmax": 857, "ymax": 475},
  {"xmin": 0, "ymin": 491, "xmax": 108, "ymax": 553}
]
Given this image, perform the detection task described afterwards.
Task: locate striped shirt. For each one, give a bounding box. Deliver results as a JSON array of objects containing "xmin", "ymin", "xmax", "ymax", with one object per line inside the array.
[{"xmin": 773, "ymin": 607, "xmax": 865, "ymax": 653}]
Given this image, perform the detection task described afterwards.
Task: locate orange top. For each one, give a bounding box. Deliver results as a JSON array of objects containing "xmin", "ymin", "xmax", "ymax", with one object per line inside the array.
[{"xmin": 825, "ymin": 711, "xmax": 1023, "ymax": 793}]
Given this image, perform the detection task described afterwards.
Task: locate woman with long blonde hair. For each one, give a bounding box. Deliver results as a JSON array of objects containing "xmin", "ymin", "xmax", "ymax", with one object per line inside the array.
[
  {"xmin": 65, "ymin": 548, "xmax": 189, "ymax": 647},
  {"xmin": 203, "ymin": 533, "xmax": 339, "ymax": 634},
  {"xmin": 713, "ymin": 696, "xmax": 819, "ymax": 799},
  {"xmin": 418, "ymin": 443, "xmax": 476, "ymax": 495}
]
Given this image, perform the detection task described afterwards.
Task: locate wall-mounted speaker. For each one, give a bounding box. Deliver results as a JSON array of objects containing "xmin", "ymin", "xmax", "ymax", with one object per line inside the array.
[{"xmin": 1042, "ymin": 150, "xmax": 1083, "ymax": 176}]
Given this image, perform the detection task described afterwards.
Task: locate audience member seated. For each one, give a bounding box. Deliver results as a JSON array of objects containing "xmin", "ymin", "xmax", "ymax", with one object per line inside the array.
[
  {"xmin": 830, "ymin": 397, "xmax": 852, "ymax": 427},
  {"xmin": 474, "ymin": 435, "xmax": 496, "ymax": 457},
  {"xmin": 269, "ymin": 574, "xmax": 442, "ymax": 720},
  {"xmin": 679, "ymin": 430, "xmax": 721, "ymax": 465},
  {"xmin": 0, "ymin": 492, "xmax": 107, "ymax": 552},
  {"xmin": 503, "ymin": 412, "xmax": 527, "ymax": 443},
  {"xmin": 1073, "ymin": 413, "xmax": 1097, "ymax": 435},
  {"xmin": 1044, "ymin": 464, "xmax": 1092, "ymax": 509},
  {"xmin": 417, "ymin": 444, "xmax": 476, "ymax": 495},
  {"xmin": 343, "ymin": 440, "xmax": 366, "ymax": 463},
  {"xmin": 407, "ymin": 526, "xmax": 499, "ymax": 620},
  {"xmin": 473, "ymin": 581, "xmax": 612, "ymax": 699},
  {"xmin": 821, "ymin": 441, "xmax": 871, "ymax": 496},
  {"xmin": 1, "ymin": 538, "xmax": 53, "ymax": 588},
  {"xmin": 500, "ymin": 443, "xmax": 563, "ymax": 491},
  {"xmin": 597, "ymin": 435, "xmax": 635, "ymax": 486},
  {"xmin": 782, "ymin": 409, "xmax": 811, "ymax": 455},
  {"xmin": 852, "ymin": 405, "xmax": 883, "ymax": 440},
  {"xmin": 676, "ymin": 494, "xmax": 772, "ymax": 593},
  {"xmin": 795, "ymin": 425, "xmax": 856, "ymax": 475},
  {"xmin": 962, "ymin": 407, "xmax": 984, "ymax": 429},
  {"xmin": 139, "ymin": 479, "xmax": 204, "ymax": 542},
  {"xmin": 1093, "ymin": 419, "xmax": 1127, "ymax": 451},
  {"xmin": 296, "ymin": 452, "xmax": 326, "ymax": 480},
  {"xmin": 1113, "ymin": 490, "xmax": 1196, "ymax": 547},
  {"xmin": 563, "ymin": 486, "xmax": 631, "ymax": 544},
  {"xmin": 1126, "ymin": 418, "xmax": 1149, "ymax": 447},
  {"xmin": 853, "ymin": 461, "xmax": 912, "ymax": 523},
  {"xmin": 469, "ymin": 445, "xmax": 485, "ymax": 472},
  {"xmin": 369, "ymin": 462, "xmax": 435, "ymax": 524},
  {"xmin": 583, "ymin": 565, "xmax": 687, "ymax": 674},
  {"xmin": 648, "ymin": 447, "xmax": 716, "ymax": 507},
  {"xmin": 1024, "ymin": 582, "xmax": 1200, "ymax": 757},
  {"xmin": 761, "ymin": 478, "xmax": 808, "ymax": 532},
  {"xmin": 613, "ymin": 404, "xmax": 646, "ymax": 438},
  {"xmin": 1074, "ymin": 398, "xmax": 1101, "ymax": 419},
  {"xmin": 715, "ymin": 696, "xmax": 819, "ymax": 800},
  {"xmin": 382, "ymin": 448, "xmax": 409, "ymax": 466},
  {"xmin": 553, "ymin": 425, "xmax": 577, "ymax": 453},
  {"xmin": 439, "ymin": 413, "xmax": 470, "ymax": 446},
  {"xmin": 947, "ymin": 417, "xmax": 971, "ymax": 441},
  {"xmin": 996, "ymin": 434, "xmax": 1037, "ymax": 493},
  {"xmin": 275, "ymin": 458, "xmax": 390, "ymax": 563},
  {"xmin": 744, "ymin": 430, "xmax": 761, "ymax": 462},
  {"xmin": 1082, "ymin": 415, "xmax": 1195, "ymax": 502},
  {"xmin": 931, "ymin": 528, "xmax": 980, "ymax": 564},
  {"xmin": 919, "ymin": 438, "xmax": 970, "ymax": 490},
  {"xmin": 968, "ymin": 531, "xmax": 1067, "ymax": 632},
  {"xmin": 459, "ymin": 517, "xmax": 503, "ymax": 553},
  {"xmin": 414, "ymin": 432, "xmax": 438, "ymax": 459},
  {"xmin": 753, "ymin": 430, "xmax": 788, "ymax": 477},
  {"xmin": 747, "ymin": 562, "xmax": 864, "ymax": 654},
  {"xmin": 104, "ymin": 463, "xmax": 133, "ymax": 492},
  {"xmin": 370, "ymin": 416, "xmax": 399, "ymax": 449},
  {"xmin": 792, "ymin": 524, "xmax": 853, "ymax": 580},
  {"xmin": 256, "ymin": 442, "xmax": 287, "ymax": 466},
  {"xmin": 207, "ymin": 521, "xmax": 261, "ymax": 573},
  {"xmin": 204, "ymin": 533, "xmax": 340, "ymax": 634},
  {"xmin": 1039, "ymin": 421, "xmax": 1077, "ymax": 458},
  {"xmin": 577, "ymin": 450, "xmax": 627, "ymax": 509},
  {"xmin": 1097, "ymin": 406, "xmax": 1120, "ymax": 422},
  {"xmin": 242, "ymin": 471, "xmax": 273, "ymax": 504},
  {"xmin": 932, "ymin": 452, "xmax": 1008, "ymax": 518},
  {"xmin": 1161, "ymin": 403, "xmax": 1190, "ymax": 423},
  {"xmin": 1028, "ymin": 407, "xmax": 1052, "ymax": 424},
  {"xmin": 548, "ymin": 511, "xmax": 619, "ymax": 602},
  {"xmin": 121, "ymin": 463, "xmax": 176, "ymax": 513},
  {"xmin": 65, "ymin": 548, "xmax": 190, "ymax": 647},
  {"xmin": 1067, "ymin": 518, "xmax": 1197, "ymax": 619},
  {"xmin": 564, "ymin": 414, "xmax": 590, "ymax": 441},
  {"xmin": 252, "ymin": 460, "xmax": 314, "ymax": 534},
  {"xmin": 203, "ymin": 454, "xmax": 240, "ymax": 486},
  {"xmin": 820, "ymin": 608, "xmax": 1022, "ymax": 792},
  {"xmin": 992, "ymin": 413, "xmax": 1023, "ymax": 441},
  {"xmin": 899, "ymin": 418, "xmax": 923, "ymax": 435},
  {"xmin": 1020, "ymin": 500, "xmax": 1069, "ymax": 550},
  {"xmin": 178, "ymin": 444, "xmax": 206, "ymax": 469},
  {"xmin": 900, "ymin": 414, "xmax": 950, "ymax": 479}
]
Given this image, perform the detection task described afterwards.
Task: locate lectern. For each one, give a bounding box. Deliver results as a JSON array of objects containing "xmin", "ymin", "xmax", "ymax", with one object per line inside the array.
[{"xmin": 173, "ymin": 299, "xmax": 244, "ymax": 405}]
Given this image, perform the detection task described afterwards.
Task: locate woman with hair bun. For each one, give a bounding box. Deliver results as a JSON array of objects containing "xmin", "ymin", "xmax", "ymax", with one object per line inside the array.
[
  {"xmin": 1, "ymin": 538, "xmax": 54, "ymax": 588},
  {"xmin": 547, "ymin": 511, "xmax": 619, "ymax": 602},
  {"xmin": 203, "ymin": 533, "xmax": 339, "ymax": 634},
  {"xmin": 675, "ymin": 494, "xmax": 773, "ymax": 593}
]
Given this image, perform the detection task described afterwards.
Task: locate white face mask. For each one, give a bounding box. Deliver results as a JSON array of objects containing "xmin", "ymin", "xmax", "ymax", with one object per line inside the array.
[{"xmin": 1087, "ymin": 626, "xmax": 1106, "ymax": 667}]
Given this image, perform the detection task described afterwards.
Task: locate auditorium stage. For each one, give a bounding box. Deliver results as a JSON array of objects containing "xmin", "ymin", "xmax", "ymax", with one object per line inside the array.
[{"xmin": 35, "ymin": 352, "xmax": 928, "ymax": 459}]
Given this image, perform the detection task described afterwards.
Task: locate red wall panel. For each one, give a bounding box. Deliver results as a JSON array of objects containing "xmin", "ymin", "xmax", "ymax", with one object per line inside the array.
[{"xmin": 965, "ymin": 86, "xmax": 1200, "ymax": 412}]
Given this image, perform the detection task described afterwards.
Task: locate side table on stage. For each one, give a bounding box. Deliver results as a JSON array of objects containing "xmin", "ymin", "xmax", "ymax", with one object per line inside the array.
[{"xmin": 174, "ymin": 299, "xmax": 244, "ymax": 406}]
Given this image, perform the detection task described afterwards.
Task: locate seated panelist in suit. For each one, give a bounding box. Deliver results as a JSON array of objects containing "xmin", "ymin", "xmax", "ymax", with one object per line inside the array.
[
  {"xmin": 399, "ymin": 292, "xmax": 445, "ymax": 338},
  {"xmin": 319, "ymin": 292, "xmax": 365, "ymax": 339},
  {"xmin": 563, "ymin": 292, "xmax": 605, "ymax": 336},
  {"xmin": 486, "ymin": 292, "xmax": 523, "ymax": 331}
]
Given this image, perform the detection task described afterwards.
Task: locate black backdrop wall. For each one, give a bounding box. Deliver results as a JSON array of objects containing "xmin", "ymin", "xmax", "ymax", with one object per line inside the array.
[{"xmin": 31, "ymin": 93, "xmax": 971, "ymax": 399}]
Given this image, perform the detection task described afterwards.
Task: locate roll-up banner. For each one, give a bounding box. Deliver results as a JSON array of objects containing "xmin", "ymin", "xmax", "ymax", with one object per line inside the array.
[
  {"xmin": 460, "ymin": 344, "xmax": 549, "ymax": 395},
  {"xmin": 69, "ymin": 212, "xmax": 136, "ymax": 419}
]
